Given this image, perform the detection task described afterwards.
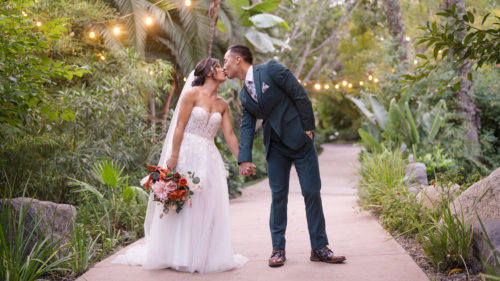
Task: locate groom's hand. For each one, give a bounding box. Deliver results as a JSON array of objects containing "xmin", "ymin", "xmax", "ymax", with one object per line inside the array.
[
  {"xmin": 239, "ymin": 162, "xmax": 256, "ymax": 177},
  {"xmin": 306, "ymin": 130, "xmax": 313, "ymax": 140}
]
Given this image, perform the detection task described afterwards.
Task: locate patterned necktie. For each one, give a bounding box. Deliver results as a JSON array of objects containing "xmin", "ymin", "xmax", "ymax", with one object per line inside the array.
[{"xmin": 245, "ymin": 80, "xmax": 258, "ymax": 102}]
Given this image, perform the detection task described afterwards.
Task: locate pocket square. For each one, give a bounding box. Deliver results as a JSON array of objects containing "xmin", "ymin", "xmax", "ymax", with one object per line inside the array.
[{"xmin": 262, "ymin": 82, "xmax": 269, "ymax": 93}]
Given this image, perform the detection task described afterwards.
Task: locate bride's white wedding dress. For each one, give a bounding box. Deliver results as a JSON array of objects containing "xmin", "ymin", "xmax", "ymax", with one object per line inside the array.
[{"xmin": 112, "ymin": 73, "xmax": 248, "ymax": 274}]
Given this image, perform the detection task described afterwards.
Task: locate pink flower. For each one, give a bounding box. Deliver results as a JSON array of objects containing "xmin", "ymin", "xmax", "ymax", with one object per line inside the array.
[{"xmin": 152, "ymin": 181, "xmax": 178, "ymax": 201}]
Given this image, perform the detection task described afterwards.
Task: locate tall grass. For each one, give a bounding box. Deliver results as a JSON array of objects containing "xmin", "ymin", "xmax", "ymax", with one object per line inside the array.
[{"xmin": 357, "ymin": 149, "xmax": 407, "ymax": 207}]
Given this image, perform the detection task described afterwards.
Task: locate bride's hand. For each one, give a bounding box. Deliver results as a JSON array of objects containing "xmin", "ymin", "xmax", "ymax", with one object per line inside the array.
[{"xmin": 166, "ymin": 157, "xmax": 178, "ymax": 170}]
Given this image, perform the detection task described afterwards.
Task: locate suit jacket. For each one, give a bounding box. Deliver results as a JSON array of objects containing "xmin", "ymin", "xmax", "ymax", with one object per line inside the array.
[{"xmin": 238, "ymin": 60, "xmax": 315, "ymax": 164}]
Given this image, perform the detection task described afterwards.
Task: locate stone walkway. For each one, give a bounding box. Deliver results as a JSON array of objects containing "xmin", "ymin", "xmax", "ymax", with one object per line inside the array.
[{"xmin": 76, "ymin": 144, "xmax": 428, "ymax": 281}]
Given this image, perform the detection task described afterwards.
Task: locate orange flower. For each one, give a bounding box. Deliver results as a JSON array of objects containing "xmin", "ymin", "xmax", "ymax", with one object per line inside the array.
[
  {"xmin": 160, "ymin": 173, "xmax": 169, "ymax": 182},
  {"xmin": 147, "ymin": 163, "xmax": 157, "ymax": 173},
  {"xmin": 158, "ymin": 167, "xmax": 171, "ymax": 174},
  {"xmin": 179, "ymin": 189, "xmax": 187, "ymax": 198},
  {"xmin": 179, "ymin": 178, "xmax": 187, "ymax": 187},
  {"xmin": 169, "ymin": 190, "xmax": 181, "ymax": 201}
]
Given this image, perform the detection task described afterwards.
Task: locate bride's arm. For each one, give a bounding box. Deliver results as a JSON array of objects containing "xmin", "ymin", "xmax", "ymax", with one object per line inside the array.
[
  {"xmin": 221, "ymin": 101, "xmax": 239, "ymax": 160},
  {"xmin": 167, "ymin": 89, "xmax": 197, "ymax": 170}
]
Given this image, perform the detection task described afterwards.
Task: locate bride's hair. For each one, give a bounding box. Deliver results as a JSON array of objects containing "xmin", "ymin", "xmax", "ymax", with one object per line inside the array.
[{"xmin": 192, "ymin": 58, "xmax": 220, "ymax": 87}]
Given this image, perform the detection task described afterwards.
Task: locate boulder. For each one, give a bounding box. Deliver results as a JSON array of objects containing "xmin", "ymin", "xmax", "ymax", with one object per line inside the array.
[
  {"xmin": 451, "ymin": 167, "xmax": 500, "ymax": 225},
  {"xmin": 404, "ymin": 162, "xmax": 428, "ymax": 187},
  {"xmin": 472, "ymin": 220, "xmax": 500, "ymax": 274},
  {"xmin": 0, "ymin": 198, "xmax": 76, "ymax": 257},
  {"xmin": 417, "ymin": 184, "xmax": 461, "ymax": 210}
]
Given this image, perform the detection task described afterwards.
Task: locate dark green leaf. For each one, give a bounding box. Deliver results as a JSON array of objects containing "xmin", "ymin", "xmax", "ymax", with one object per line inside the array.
[
  {"xmin": 482, "ymin": 13, "xmax": 491, "ymax": 25},
  {"xmin": 467, "ymin": 73, "xmax": 472, "ymax": 81},
  {"xmin": 453, "ymin": 82, "xmax": 461, "ymax": 91},
  {"xmin": 467, "ymin": 11, "xmax": 474, "ymax": 24},
  {"xmin": 462, "ymin": 14, "xmax": 469, "ymax": 23},
  {"xmin": 416, "ymin": 54, "xmax": 428, "ymax": 60}
]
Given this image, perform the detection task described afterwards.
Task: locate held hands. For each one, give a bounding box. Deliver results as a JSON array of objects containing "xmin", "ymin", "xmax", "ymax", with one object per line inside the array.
[
  {"xmin": 166, "ymin": 157, "xmax": 178, "ymax": 170},
  {"xmin": 239, "ymin": 162, "xmax": 256, "ymax": 177}
]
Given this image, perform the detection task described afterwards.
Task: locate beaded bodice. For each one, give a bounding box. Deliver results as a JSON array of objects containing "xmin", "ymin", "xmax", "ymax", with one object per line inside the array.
[{"xmin": 184, "ymin": 106, "xmax": 222, "ymax": 139}]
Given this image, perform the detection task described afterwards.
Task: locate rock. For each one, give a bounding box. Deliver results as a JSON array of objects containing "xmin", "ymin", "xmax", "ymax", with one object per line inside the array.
[
  {"xmin": 404, "ymin": 162, "xmax": 428, "ymax": 186},
  {"xmin": 417, "ymin": 184, "xmax": 461, "ymax": 211},
  {"xmin": 451, "ymin": 167, "xmax": 500, "ymax": 225},
  {"xmin": 0, "ymin": 198, "xmax": 76, "ymax": 258},
  {"xmin": 472, "ymin": 220, "xmax": 500, "ymax": 274}
]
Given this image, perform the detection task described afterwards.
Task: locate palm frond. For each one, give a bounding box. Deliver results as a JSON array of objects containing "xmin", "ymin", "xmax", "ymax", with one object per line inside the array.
[
  {"xmin": 217, "ymin": 0, "xmax": 241, "ymax": 39},
  {"xmin": 68, "ymin": 178, "xmax": 104, "ymax": 200}
]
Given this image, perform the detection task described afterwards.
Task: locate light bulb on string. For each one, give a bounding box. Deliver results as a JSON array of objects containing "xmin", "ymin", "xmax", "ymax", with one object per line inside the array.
[
  {"xmin": 298, "ymin": 79, "xmax": 301, "ymax": 83},
  {"xmin": 22, "ymin": 11, "xmax": 27, "ymax": 17},
  {"xmin": 185, "ymin": 0, "xmax": 191, "ymax": 6},
  {"xmin": 36, "ymin": 21, "xmax": 42, "ymax": 27},
  {"xmin": 303, "ymin": 82, "xmax": 307, "ymax": 86},
  {"xmin": 314, "ymin": 84, "xmax": 321, "ymax": 90},
  {"xmin": 335, "ymin": 85, "xmax": 339, "ymax": 89},
  {"xmin": 414, "ymin": 60, "xmax": 418, "ymax": 64},
  {"xmin": 89, "ymin": 30, "xmax": 95, "ymax": 39},
  {"xmin": 100, "ymin": 56, "xmax": 106, "ymax": 60},
  {"xmin": 342, "ymin": 81, "xmax": 347, "ymax": 86},
  {"xmin": 325, "ymin": 85, "xmax": 329, "ymax": 89},
  {"xmin": 374, "ymin": 78, "xmax": 379, "ymax": 83},
  {"xmin": 348, "ymin": 83, "xmax": 352, "ymax": 88},
  {"xmin": 368, "ymin": 75, "xmax": 373, "ymax": 80},
  {"xmin": 360, "ymin": 81, "xmax": 364, "ymax": 86},
  {"xmin": 183, "ymin": 77, "xmax": 187, "ymax": 82},
  {"xmin": 114, "ymin": 25, "xmax": 120, "ymax": 35},
  {"xmin": 146, "ymin": 16, "xmax": 152, "ymax": 25}
]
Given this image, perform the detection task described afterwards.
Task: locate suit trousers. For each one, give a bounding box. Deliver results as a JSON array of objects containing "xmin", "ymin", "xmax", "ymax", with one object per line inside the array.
[{"xmin": 267, "ymin": 135, "xmax": 329, "ymax": 250}]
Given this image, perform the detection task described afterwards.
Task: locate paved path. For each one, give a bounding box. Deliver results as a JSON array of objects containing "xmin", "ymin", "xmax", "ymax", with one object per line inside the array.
[{"xmin": 77, "ymin": 144, "xmax": 428, "ymax": 281}]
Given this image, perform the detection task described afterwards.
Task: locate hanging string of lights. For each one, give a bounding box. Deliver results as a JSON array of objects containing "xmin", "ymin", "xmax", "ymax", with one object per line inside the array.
[{"xmin": 298, "ymin": 73, "xmax": 380, "ymax": 92}]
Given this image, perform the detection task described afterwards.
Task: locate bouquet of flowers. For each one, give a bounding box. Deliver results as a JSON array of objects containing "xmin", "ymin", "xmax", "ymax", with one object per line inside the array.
[{"xmin": 142, "ymin": 164, "xmax": 202, "ymax": 217}]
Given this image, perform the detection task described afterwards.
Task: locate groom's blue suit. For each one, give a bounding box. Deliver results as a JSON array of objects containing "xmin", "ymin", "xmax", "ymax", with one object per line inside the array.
[{"xmin": 238, "ymin": 60, "xmax": 329, "ymax": 250}]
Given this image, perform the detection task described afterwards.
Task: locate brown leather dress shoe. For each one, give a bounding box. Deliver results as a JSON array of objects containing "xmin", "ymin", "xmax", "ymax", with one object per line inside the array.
[
  {"xmin": 310, "ymin": 246, "xmax": 346, "ymax": 263},
  {"xmin": 269, "ymin": 249, "xmax": 286, "ymax": 267}
]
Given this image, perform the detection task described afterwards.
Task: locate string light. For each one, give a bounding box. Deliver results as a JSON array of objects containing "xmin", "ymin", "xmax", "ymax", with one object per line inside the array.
[
  {"xmin": 314, "ymin": 84, "xmax": 321, "ymax": 90},
  {"xmin": 335, "ymin": 85, "xmax": 339, "ymax": 89},
  {"xmin": 348, "ymin": 83, "xmax": 352, "ymax": 88},
  {"xmin": 342, "ymin": 81, "xmax": 347, "ymax": 86},
  {"xmin": 186, "ymin": 0, "xmax": 191, "ymax": 6},
  {"xmin": 368, "ymin": 75, "xmax": 373, "ymax": 80},
  {"xmin": 360, "ymin": 81, "xmax": 363, "ymax": 86},
  {"xmin": 325, "ymin": 85, "xmax": 329, "ymax": 89},
  {"xmin": 22, "ymin": 11, "xmax": 27, "ymax": 16},
  {"xmin": 304, "ymin": 82, "xmax": 307, "ymax": 86},
  {"xmin": 36, "ymin": 21, "xmax": 42, "ymax": 26},
  {"xmin": 89, "ymin": 31, "xmax": 95, "ymax": 38},
  {"xmin": 414, "ymin": 60, "xmax": 418, "ymax": 64},
  {"xmin": 183, "ymin": 77, "xmax": 187, "ymax": 82},
  {"xmin": 374, "ymin": 78, "xmax": 379, "ymax": 83},
  {"xmin": 146, "ymin": 16, "xmax": 153, "ymax": 25},
  {"xmin": 114, "ymin": 26, "xmax": 120, "ymax": 35},
  {"xmin": 100, "ymin": 56, "xmax": 105, "ymax": 60},
  {"xmin": 405, "ymin": 36, "xmax": 411, "ymax": 42},
  {"xmin": 298, "ymin": 79, "xmax": 301, "ymax": 83}
]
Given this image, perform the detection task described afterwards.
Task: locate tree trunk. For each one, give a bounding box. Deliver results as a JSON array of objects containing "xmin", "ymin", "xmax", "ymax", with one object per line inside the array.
[
  {"xmin": 149, "ymin": 92, "xmax": 156, "ymax": 124},
  {"xmin": 444, "ymin": 0, "xmax": 480, "ymax": 144},
  {"xmin": 207, "ymin": 0, "xmax": 221, "ymax": 57},
  {"xmin": 162, "ymin": 78, "xmax": 176, "ymax": 122},
  {"xmin": 382, "ymin": 0, "xmax": 407, "ymax": 61}
]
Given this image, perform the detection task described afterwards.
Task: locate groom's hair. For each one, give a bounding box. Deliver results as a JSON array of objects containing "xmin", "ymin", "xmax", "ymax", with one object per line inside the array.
[{"xmin": 228, "ymin": 44, "xmax": 253, "ymax": 64}]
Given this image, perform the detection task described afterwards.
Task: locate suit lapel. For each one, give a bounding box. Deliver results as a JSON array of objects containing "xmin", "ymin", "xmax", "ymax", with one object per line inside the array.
[{"xmin": 253, "ymin": 65, "xmax": 264, "ymax": 109}]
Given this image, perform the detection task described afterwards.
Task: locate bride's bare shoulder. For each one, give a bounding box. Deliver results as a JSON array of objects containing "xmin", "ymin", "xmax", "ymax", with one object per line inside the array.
[{"xmin": 182, "ymin": 86, "xmax": 201, "ymax": 101}]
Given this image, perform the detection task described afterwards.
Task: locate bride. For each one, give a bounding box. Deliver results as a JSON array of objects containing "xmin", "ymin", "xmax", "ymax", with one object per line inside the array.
[{"xmin": 112, "ymin": 58, "xmax": 249, "ymax": 274}]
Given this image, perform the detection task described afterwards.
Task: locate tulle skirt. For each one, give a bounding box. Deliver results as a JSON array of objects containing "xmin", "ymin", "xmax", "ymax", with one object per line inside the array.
[{"xmin": 112, "ymin": 132, "xmax": 248, "ymax": 274}]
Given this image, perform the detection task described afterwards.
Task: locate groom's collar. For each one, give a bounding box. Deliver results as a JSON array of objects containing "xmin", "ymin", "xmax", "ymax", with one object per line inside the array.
[{"xmin": 244, "ymin": 65, "xmax": 254, "ymax": 82}]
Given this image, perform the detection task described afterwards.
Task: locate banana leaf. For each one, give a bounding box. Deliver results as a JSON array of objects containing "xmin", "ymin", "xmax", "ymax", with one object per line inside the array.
[
  {"xmin": 397, "ymin": 88, "xmax": 411, "ymax": 113},
  {"xmin": 370, "ymin": 95, "xmax": 388, "ymax": 131},
  {"xmin": 423, "ymin": 100, "xmax": 445, "ymax": 141},
  {"xmin": 358, "ymin": 128, "xmax": 382, "ymax": 153},
  {"xmin": 350, "ymin": 96, "xmax": 377, "ymax": 125},
  {"xmin": 405, "ymin": 102, "xmax": 419, "ymax": 144}
]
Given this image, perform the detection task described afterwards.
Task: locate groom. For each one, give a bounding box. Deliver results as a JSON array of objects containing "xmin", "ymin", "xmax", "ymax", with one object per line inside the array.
[{"xmin": 223, "ymin": 45, "xmax": 346, "ymax": 267}]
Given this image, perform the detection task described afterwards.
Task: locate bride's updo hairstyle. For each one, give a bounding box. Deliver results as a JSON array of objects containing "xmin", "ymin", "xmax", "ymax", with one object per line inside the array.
[{"xmin": 192, "ymin": 58, "xmax": 220, "ymax": 87}]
